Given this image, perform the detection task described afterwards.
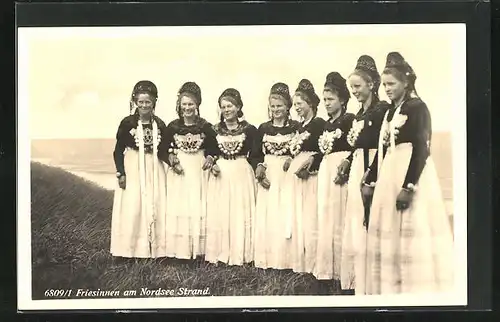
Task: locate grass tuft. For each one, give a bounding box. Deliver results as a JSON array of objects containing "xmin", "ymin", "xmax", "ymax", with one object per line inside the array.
[{"xmin": 31, "ymin": 161, "xmax": 339, "ymax": 300}]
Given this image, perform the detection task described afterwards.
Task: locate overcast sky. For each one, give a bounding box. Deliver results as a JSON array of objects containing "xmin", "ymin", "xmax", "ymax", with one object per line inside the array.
[{"xmin": 18, "ymin": 24, "xmax": 466, "ymax": 139}]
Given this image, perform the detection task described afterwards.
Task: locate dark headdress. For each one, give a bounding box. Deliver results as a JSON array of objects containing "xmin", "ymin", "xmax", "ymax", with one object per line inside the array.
[
  {"xmin": 295, "ymin": 79, "xmax": 320, "ymax": 109},
  {"xmin": 178, "ymin": 81, "xmax": 202, "ymax": 106},
  {"xmin": 218, "ymin": 88, "xmax": 244, "ymax": 120},
  {"xmin": 176, "ymin": 81, "xmax": 202, "ymax": 119},
  {"xmin": 132, "ymin": 80, "xmax": 158, "ymax": 99},
  {"xmin": 324, "ymin": 72, "xmax": 350, "ymax": 107},
  {"xmin": 353, "ymin": 55, "xmax": 381, "ymax": 95},
  {"xmin": 269, "ymin": 82, "xmax": 292, "ymax": 108},
  {"xmin": 130, "ymin": 80, "xmax": 158, "ymax": 115},
  {"xmin": 384, "ymin": 51, "xmax": 417, "ymax": 86}
]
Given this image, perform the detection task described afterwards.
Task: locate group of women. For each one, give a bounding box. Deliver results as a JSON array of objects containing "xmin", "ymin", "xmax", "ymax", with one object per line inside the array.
[{"xmin": 110, "ymin": 51, "xmax": 454, "ymax": 296}]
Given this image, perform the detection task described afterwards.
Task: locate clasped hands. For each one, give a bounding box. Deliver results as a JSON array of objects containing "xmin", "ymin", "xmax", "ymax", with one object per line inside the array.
[
  {"xmin": 255, "ymin": 164, "xmax": 270, "ymax": 189},
  {"xmin": 333, "ymin": 159, "xmax": 350, "ymax": 185},
  {"xmin": 202, "ymin": 155, "xmax": 220, "ymax": 177},
  {"xmin": 294, "ymin": 156, "xmax": 315, "ymax": 180}
]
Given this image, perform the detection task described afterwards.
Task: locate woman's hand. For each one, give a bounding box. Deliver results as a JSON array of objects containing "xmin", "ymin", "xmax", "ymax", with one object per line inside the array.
[
  {"xmin": 334, "ymin": 174, "xmax": 348, "ymax": 185},
  {"xmin": 118, "ymin": 175, "xmax": 126, "ymax": 189},
  {"xmin": 172, "ymin": 163, "xmax": 184, "ymax": 175},
  {"xmin": 396, "ymin": 188, "xmax": 414, "ymax": 211},
  {"xmin": 360, "ymin": 183, "xmax": 375, "ymax": 210},
  {"xmin": 360, "ymin": 169, "xmax": 374, "ymax": 209},
  {"xmin": 283, "ymin": 157, "xmax": 293, "ymax": 172},
  {"xmin": 295, "ymin": 168, "xmax": 310, "ymax": 180},
  {"xmin": 202, "ymin": 156, "xmax": 215, "ymax": 171},
  {"xmin": 334, "ymin": 159, "xmax": 350, "ymax": 185},
  {"xmin": 259, "ymin": 177, "xmax": 271, "ymax": 189},
  {"xmin": 168, "ymin": 153, "xmax": 179, "ymax": 166},
  {"xmin": 255, "ymin": 164, "xmax": 266, "ymax": 180},
  {"xmin": 294, "ymin": 156, "xmax": 314, "ymax": 179},
  {"xmin": 211, "ymin": 164, "xmax": 221, "ymax": 177}
]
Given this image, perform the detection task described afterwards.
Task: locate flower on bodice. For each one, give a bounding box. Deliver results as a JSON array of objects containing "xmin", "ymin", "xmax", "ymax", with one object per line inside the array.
[
  {"xmin": 262, "ymin": 133, "xmax": 294, "ymax": 156},
  {"xmin": 173, "ymin": 133, "xmax": 205, "ymax": 153},
  {"xmin": 216, "ymin": 133, "xmax": 246, "ymax": 156},
  {"xmin": 318, "ymin": 128, "xmax": 343, "ymax": 155},
  {"xmin": 347, "ymin": 120, "xmax": 365, "ymax": 147},
  {"xmin": 382, "ymin": 113, "xmax": 408, "ymax": 147},
  {"xmin": 289, "ymin": 131, "xmax": 311, "ymax": 157}
]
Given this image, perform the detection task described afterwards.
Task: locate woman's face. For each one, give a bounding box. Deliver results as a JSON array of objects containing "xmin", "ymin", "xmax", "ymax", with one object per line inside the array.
[
  {"xmin": 323, "ymin": 90, "xmax": 343, "ymax": 116},
  {"xmin": 382, "ymin": 73, "xmax": 407, "ymax": 102},
  {"xmin": 293, "ymin": 95, "xmax": 312, "ymax": 118},
  {"xmin": 348, "ymin": 74, "xmax": 373, "ymax": 103},
  {"xmin": 269, "ymin": 96, "xmax": 288, "ymax": 120},
  {"xmin": 220, "ymin": 98, "xmax": 239, "ymax": 121},
  {"xmin": 135, "ymin": 93, "xmax": 155, "ymax": 118},
  {"xmin": 179, "ymin": 95, "xmax": 197, "ymax": 118}
]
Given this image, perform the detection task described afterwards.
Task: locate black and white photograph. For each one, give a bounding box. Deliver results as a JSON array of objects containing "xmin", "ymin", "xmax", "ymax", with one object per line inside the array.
[{"xmin": 17, "ymin": 23, "xmax": 467, "ymax": 310}]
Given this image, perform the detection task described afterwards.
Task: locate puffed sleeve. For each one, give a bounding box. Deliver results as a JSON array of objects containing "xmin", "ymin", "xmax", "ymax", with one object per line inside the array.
[
  {"xmin": 113, "ymin": 118, "xmax": 129, "ymax": 176},
  {"xmin": 245, "ymin": 124, "xmax": 261, "ymax": 171},
  {"xmin": 402, "ymin": 100, "xmax": 432, "ymax": 188},
  {"xmin": 202, "ymin": 121, "xmax": 220, "ymax": 159},
  {"xmin": 249, "ymin": 123, "xmax": 265, "ymax": 167}
]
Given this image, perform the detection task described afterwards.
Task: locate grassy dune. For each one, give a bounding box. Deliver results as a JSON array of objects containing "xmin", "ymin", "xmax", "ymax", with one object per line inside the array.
[{"xmin": 31, "ymin": 162, "xmax": 338, "ymax": 300}]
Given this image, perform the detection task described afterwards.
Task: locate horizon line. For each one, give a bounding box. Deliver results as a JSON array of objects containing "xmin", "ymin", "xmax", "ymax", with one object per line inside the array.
[{"xmin": 30, "ymin": 131, "xmax": 452, "ymax": 141}]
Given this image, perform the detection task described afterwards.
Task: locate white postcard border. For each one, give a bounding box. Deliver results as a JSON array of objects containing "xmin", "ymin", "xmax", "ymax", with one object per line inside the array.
[{"xmin": 17, "ymin": 24, "xmax": 468, "ymax": 311}]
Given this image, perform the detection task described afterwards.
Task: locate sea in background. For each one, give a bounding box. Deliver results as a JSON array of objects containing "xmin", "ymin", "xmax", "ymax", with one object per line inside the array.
[{"xmin": 30, "ymin": 131, "xmax": 454, "ymax": 216}]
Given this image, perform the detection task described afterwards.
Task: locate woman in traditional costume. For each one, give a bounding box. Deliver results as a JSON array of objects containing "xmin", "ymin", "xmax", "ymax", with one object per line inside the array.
[
  {"xmin": 363, "ymin": 52, "xmax": 454, "ymax": 294},
  {"xmin": 281, "ymin": 79, "xmax": 326, "ymax": 274},
  {"xmin": 313, "ymin": 72, "xmax": 355, "ymax": 291},
  {"xmin": 111, "ymin": 80, "xmax": 169, "ymax": 259},
  {"xmin": 253, "ymin": 82, "xmax": 301, "ymax": 270},
  {"xmin": 205, "ymin": 88, "xmax": 259, "ymax": 266},
  {"xmin": 338, "ymin": 55, "xmax": 391, "ymax": 294},
  {"xmin": 164, "ymin": 82, "xmax": 218, "ymax": 260}
]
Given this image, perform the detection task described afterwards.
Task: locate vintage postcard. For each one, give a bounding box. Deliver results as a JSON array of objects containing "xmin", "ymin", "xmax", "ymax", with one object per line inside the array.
[{"xmin": 17, "ymin": 23, "xmax": 467, "ymax": 311}]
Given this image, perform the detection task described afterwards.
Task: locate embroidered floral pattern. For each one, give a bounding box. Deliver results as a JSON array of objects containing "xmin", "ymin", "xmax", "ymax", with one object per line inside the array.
[
  {"xmin": 289, "ymin": 131, "xmax": 311, "ymax": 157},
  {"xmin": 216, "ymin": 133, "xmax": 246, "ymax": 157},
  {"xmin": 262, "ymin": 133, "xmax": 294, "ymax": 156},
  {"xmin": 173, "ymin": 132, "xmax": 205, "ymax": 153},
  {"xmin": 318, "ymin": 128, "xmax": 343, "ymax": 155},
  {"xmin": 382, "ymin": 113, "xmax": 408, "ymax": 146},
  {"xmin": 347, "ymin": 120, "xmax": 365, "ymax": 147},
  {"xmin": 130, "ymin": 123, "xmax": 161, "ymax": 152}
]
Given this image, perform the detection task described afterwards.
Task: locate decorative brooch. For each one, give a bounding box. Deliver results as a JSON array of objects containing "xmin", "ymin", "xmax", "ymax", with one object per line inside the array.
[
  {"xmin": 382, "ymin": 114, "xmax": 408, "ymax": 147},
  {"xmin": 129, "ymin": 126, "xmax": 161, "ymax": 149},
  {"xmin": 318, "ymin": 128, "xmax": 342, "ymax": 155},
  {"xmin": 262, "ymin": 133, "xmax": 293, "ymax": 156},
  {"xmin": 347, "ymin": 120, "xmax": 365, "ymax": 147},
  {"xmin": 289, "ymin": 131, "xmax": 311, "ymax": 157},
  {"xmin": 173, "ymin": 133, "xmax": 205, "ymax": 153},
  {"xmin": 216, "ymin": 133, "xmax": 246, "ymax": 158}
]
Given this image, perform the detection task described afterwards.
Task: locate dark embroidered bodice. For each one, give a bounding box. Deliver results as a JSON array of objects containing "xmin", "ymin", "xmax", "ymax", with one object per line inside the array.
[
  {"xmin": 366, "ymin": 97, "xmax": 432, "ymax": 187},
  {"xmin": 347, "ymin": 99, "xmax": 391, "ymax": 150},
  {"xmin": 112, "ymin": 114, "xmax": 169, "ymax": 176},
  {"xmin": 213, "ymin": 120, "xmax": 260, "ymax": 170},
  {"xmin": 288, "ymin": 116, "xmax": 326, "ymax": 172},
  {"xmin": 318, "ymin": 112, "xmax": 356, "ymax": 155},
  {"xmin": 251, "ymin": 120, "xmax": 301, "ymax": 165},
  {"xmin": 289, "ymin": 117, "xmax": 326, "ymax": 156},
  {"xmin": 164, "ymin": 118, "xmax": 218, "ymax": 162}
]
